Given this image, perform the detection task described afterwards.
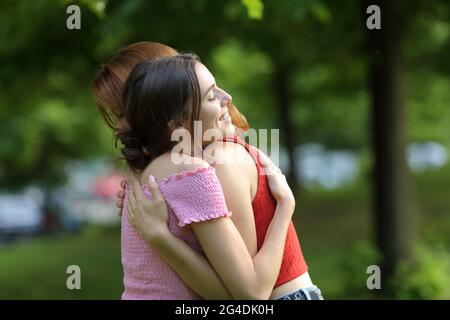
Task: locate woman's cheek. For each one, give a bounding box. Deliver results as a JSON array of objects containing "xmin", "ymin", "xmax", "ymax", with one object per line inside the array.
[{"xmin": 207, "ymin": 105, "xmax": 220, "ymax": 127}]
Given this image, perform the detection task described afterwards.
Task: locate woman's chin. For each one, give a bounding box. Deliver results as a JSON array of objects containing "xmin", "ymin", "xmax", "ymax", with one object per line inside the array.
[{"xmin": 221, "ymin": 123, "xmax": 236, "ymax": 137}]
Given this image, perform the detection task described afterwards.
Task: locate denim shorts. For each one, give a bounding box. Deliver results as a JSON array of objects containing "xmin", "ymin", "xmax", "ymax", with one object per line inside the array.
[{"xmin": 276, "ymin": 285, "xmax": 324, "ymax": 300}]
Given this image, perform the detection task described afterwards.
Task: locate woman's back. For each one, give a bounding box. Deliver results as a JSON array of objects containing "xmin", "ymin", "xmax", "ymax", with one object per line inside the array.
[{"xmin": 121, "ymin": 154, "xmax": 232, "ymax": 299}]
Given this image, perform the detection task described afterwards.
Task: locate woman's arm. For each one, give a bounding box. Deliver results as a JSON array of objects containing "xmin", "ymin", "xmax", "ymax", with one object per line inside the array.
[
  {"xmin": 207, "ymin": 142, "xmax": 259, "ymax": 257},
  {"xmin": 191, "ymin": 199, "xmax": 292, "ymax": 300},
  {"xmin": 151, "ymin": 233, "xmax": 233, "ymax": 300},
  {"xmin": 192, "ymin": 142, "xmax": 295, "ymax": 299},
  {"xmin": 189, "ymin": 146, "xmax": 294, "ymax": 300}
]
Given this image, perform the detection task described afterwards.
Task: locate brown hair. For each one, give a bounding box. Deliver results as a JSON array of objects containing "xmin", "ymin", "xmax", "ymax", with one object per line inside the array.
[
  {"xmin": 120, "ymin": 54, "xmax": 203, "ymax": 171},
  {"xmin": 92, "ymin": 42, "xmax": 178, "ymax": 129}
]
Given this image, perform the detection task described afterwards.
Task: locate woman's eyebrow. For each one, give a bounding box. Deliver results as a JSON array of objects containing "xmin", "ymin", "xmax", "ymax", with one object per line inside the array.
[{"xmin": 203, "ymin": 83, "xmax": 215, "ymax": 99}]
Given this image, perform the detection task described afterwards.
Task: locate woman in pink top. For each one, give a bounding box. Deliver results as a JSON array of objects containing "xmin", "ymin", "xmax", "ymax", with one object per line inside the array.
[{"xmin": 94, "ymin": 43, "xmax": 322, "ymax": 300}]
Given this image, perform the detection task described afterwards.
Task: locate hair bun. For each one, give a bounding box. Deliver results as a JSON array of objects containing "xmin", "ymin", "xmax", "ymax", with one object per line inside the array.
[{"xmin": 115, "ymin": 129, "xmax": 150, "ymax": 171}]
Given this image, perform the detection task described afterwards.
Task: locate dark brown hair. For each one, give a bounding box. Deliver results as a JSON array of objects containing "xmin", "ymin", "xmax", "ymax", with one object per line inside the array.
[{"xmin": 120, "ymin": 54, "xmax": 202, "ymax": 171}]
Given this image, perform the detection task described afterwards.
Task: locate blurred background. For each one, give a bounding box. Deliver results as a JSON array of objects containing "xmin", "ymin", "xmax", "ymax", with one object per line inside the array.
[{"xmin": 0, "ymin": 0, "xmax": 448, "ymax": 299}]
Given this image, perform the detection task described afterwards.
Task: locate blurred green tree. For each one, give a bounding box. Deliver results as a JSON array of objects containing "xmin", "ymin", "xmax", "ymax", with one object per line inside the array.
[{"xmin": 363, "ymin": 0, "xmax": 449, "ymax": 292}]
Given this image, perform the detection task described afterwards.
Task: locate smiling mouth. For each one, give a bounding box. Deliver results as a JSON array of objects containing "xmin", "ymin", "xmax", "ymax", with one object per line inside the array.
[{"xmin": 219, "ymin": 112, "xmax": 231, "ymax": 121}]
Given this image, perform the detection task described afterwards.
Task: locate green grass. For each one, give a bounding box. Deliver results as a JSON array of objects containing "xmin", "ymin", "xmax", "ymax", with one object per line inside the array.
[
  {"xmin": 1, "ymin": 165, "xmax": 449, "ymax": 299},
  {"xmin": 0, "ymin": 225, "xmax": 123, "ymax": 299}
]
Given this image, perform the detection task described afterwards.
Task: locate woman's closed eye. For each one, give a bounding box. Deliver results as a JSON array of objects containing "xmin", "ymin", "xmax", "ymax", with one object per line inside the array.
[{"xmin": 207, "ymin": 92, "xmax": 216, "ymax": 101}]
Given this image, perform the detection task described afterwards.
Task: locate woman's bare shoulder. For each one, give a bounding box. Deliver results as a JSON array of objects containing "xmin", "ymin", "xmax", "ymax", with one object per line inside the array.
[
  {"xmin": 203, "ymin": 141, "xmax": 255, "ymax": 167},
  {"xmin": 140, "ymin": 153, "xmax": 210, "ymax": 183}
]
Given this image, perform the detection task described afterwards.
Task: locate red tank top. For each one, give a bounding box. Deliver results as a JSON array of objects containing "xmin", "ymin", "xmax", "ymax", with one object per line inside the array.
[{"xmin": 222, "ymin": 135, "xmax": 308, "ymax": 287}]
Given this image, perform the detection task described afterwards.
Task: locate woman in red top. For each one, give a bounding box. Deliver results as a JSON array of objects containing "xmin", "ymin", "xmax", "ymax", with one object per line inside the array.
[
  {"xmin": 222, "ymin": 135, "xmax": 308, "ymax": 289},
  {"xmin": 96, "ymin": 43, "xmax": 323, "ymax": 300}
]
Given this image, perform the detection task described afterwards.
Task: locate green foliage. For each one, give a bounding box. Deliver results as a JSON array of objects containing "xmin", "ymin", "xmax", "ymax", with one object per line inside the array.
[
  {"xmin": 341, "ymin": 240, "xmax": 381, "ymax": 299},
  {"xmin": 408, "ymin": 73, "xmax": 450, "ymax": 145},
  {"xmin": 341, "ymin": 240, "xmax": 450, "ymax": 299},
  {"xmin": 391, "ymin": 244, "xmax": 450, "ymax": 299},
  {"xmin": 271, "ymin": 0, "xmax": 331, "ymax": 23},
  {"xmin": 293, "ymin": 92, "xmax": 370, "ymax": 149},
  {"xmin": 64, "ymin": 0, "xmax": 107, "ymax": 18},
  {"xmin": 241, "ymin": 0, "xmax": 264, "ymax": 20},
  {"xmin": 210, "ymin": 40, "xmax": 274, "ymax": 129}
]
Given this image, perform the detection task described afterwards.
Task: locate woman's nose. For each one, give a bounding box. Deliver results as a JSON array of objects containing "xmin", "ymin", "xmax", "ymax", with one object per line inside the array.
[{"xmin": 218, "ymin": 89, "xmax": 232, "ymax": 106}]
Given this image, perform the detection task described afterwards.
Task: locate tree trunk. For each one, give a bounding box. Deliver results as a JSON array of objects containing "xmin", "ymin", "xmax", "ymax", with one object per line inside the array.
[
  {"xmin": 273, "ymin": 64, "xmax": 298, "ymax": 189},
  {"xmin": 365, "ymin": 0, "xmax": 415, "ymax": 291}
]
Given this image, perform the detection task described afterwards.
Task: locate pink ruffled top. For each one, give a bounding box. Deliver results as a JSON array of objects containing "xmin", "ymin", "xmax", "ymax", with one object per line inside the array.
[{"xmin": 121, "ymin": 166, "xmax": 232, "ymax": 300}]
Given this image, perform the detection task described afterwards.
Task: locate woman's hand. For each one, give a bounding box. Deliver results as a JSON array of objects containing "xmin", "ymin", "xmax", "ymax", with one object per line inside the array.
[
  {"xmin": 126, "ymin": 174, "xmax": 170, "ymax": 244},
  {"xmin": 258, "ymin": 150, "xmax": 295, "ymax": 215}
]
